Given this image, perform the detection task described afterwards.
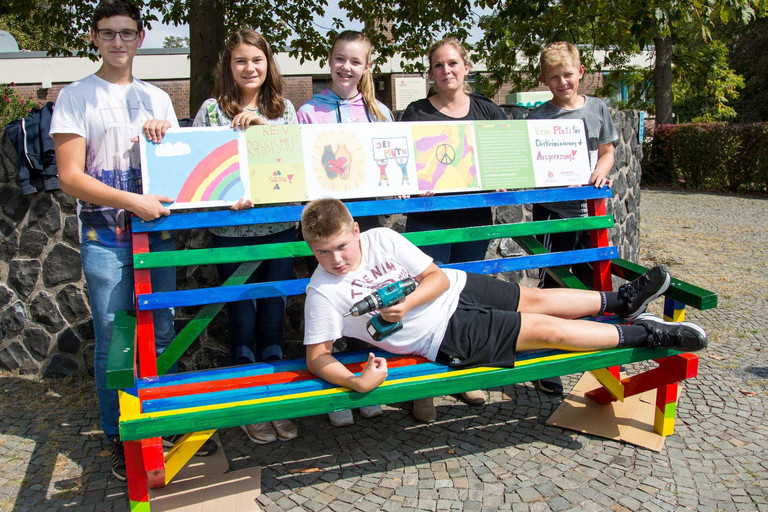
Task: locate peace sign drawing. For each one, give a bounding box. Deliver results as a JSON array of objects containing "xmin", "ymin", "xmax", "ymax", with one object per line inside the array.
[{"xmin": 435, "ymin": 143, "xmax": 456, "ymax": 165}]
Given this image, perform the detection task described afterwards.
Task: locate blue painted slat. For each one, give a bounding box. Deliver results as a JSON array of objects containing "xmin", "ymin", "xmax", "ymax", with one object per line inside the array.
[
  {"xmin": 142, "ymin": 361, "xmax": 450, "ymax": 413},
  {"xmin": 133, "ymin": 187, "xmax": 612, "ymax": 233},
  {"xmin": 137, "ymin": 350, "xmax": 385, "ymax": 388},
  {"xmin": 444, "ymin": 247, "xmax": 618, "ymax": 274},
  {"xmin": 136, "ymin": 247, "xmax": 618, "ymax": 311}
]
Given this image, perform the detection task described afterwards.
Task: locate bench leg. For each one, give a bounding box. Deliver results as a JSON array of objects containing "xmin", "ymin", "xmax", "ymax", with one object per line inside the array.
[
  {"xmin": 654, "ymin": 381, "xmax": 679, "ymax": 436},
  {"xmin": 664, "ymin": 297, "xmax": 686, "ymax": 322},
  {"xmin": 164, "ymin": 430, "xmax": 216, "ymax": 486},
  {"xmin": 585, "ymin": 354, "xmax": 698, "ymax": 436},
  {"xmin": 142, "ymin": 437, "xmax": 166, "ymax": 489},
  {"xmin": 125, "ymin": 440, "xmax": 151, "ymax": 511}
]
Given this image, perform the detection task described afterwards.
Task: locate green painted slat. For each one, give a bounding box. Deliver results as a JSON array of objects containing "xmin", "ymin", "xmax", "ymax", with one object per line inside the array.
[
  {"xmin": 155, "ymin": 261, "xmax": 261, "ymax": 375},
  {"xmin": 134, "ymin": 216, "xmax": 615, "ymax": 269},
  {"xmin": 513, "ymin": 235, "xmax": 589, "ymax": 290},
  {"xmin": 106, "ymin": 310, "xmax": 137, "ymax": 390},
  {"xmin": 119, "ymin": 346, "xmax": 679, "ymax": 440},
  {"xmin": 610, "ymin": 258, "xmax": 718, "ymax": 310}
]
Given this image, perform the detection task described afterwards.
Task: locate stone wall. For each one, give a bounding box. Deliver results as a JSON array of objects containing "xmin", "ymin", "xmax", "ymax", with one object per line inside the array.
[{"xmin": 0, "ymin": 110, "xmax": 643, "ymax": 377}]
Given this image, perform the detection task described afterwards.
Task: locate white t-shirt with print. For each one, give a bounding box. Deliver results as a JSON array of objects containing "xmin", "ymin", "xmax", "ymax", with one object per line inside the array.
[
  {"xmin": 49, "ymin": 74, "xmax": 178, "ymax": 247},
  {"xmin": 303, "ymin": 228, "xmax": 466, "ymax": 361}
]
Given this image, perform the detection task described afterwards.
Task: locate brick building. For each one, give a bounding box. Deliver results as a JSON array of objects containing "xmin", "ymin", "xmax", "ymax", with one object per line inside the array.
[{"xmin": 1, "ymin": 48, "xmax": 645, "ymax": 119}]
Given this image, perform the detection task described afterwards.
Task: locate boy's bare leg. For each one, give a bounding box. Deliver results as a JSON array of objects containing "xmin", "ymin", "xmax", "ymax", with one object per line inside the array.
[
  {"xmin": 517, "ymin": 287, "xmax": 602, "ymax": 319},
  {"xmin": 516, "ymin": 313, "xmax": 619, "ymax": 352}
]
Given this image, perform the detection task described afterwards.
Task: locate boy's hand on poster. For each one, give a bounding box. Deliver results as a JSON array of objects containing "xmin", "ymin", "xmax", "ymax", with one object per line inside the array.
[
  {"xmin": 132, "ymin": 194, "xmax": 174, "ymax": 221},
  {"xmin": 589, "ymin": 169, "xmax": 612, "ymax": 188},
  {"xmin": 142, "ymin": 119, "xmax": 173, "ymax": 144}
]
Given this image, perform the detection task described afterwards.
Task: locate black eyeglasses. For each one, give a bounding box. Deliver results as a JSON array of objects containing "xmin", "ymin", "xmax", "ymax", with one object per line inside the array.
[{"xmin": 96, "ymin": 29, "xmax": 140, "ymax": 41}]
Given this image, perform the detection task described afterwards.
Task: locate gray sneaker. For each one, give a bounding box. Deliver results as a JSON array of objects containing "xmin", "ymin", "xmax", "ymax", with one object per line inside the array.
[
  {"xmin": 634, "ymin": 313, "xmax": 708, "ymax": 352},
  {"xmin": 617, "ymin": 265, "xmax": 671, "ymax": 319},
  {"xmin": 328, "ymin": 409, "xmax": 354, "ymax": 427}
]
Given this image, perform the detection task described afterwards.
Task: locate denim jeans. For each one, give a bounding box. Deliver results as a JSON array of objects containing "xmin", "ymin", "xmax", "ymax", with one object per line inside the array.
[
  {"xmin": 212, "ymin": 227, "xmax": 296, "ymax": 364},
  {"xmin": 81, "ymin": 236, "xmax": 176, "ymax": 440}
]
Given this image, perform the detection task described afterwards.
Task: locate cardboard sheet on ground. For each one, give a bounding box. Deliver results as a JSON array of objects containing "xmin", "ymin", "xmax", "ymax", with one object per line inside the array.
[
  {"xmin": 546, "ymin": 372, "xmax": 679, "ymax": 452},
  {"xmin": 148, "ymin": 434, "xmax": 261, "ymax": 511}
]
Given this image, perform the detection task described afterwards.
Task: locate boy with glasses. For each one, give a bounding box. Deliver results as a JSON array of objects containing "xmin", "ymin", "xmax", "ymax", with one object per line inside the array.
[{"xmin": 50, "ymin": 0, "xmax": 215, "ymax": 481}]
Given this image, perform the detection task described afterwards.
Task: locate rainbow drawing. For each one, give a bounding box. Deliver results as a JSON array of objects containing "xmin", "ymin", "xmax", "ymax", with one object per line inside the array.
[{"xmin": 176, "ymin": 139, "xmax": 242, "ymax": 202}]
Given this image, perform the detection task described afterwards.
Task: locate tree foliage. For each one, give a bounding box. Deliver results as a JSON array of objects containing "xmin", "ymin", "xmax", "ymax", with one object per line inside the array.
[
  {"xmin": 163, "ymin": 36, "xmax": 189, "ymax": 48},
  {"xmin": 473, "ymin": 0, "xmax": 764, "ymax": 123},
  {"xmin": 3, "ymin": 0, "xmax": 765, "ymax": 122}
]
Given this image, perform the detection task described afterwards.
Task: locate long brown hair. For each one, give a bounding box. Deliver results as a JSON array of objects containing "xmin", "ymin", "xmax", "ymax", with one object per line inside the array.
[
  {"xmin": 329, "ymin": 31, "xmax": 388, "ymax": 122},
  {"xmin": 213, "ymin": 28, "xmax": 286, "ymax": 120}
]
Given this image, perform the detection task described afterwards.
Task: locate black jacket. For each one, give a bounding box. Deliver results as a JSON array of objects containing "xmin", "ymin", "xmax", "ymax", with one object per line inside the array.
[{"xmin": 5, "ymin": 101, "xmax": 59, "ymax": 195}]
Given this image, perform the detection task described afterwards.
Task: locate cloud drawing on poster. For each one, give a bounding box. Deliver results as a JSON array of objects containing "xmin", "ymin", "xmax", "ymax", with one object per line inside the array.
[{"xmin": 154, "ymin": 141, "xmax": 191, "ymax": 157}]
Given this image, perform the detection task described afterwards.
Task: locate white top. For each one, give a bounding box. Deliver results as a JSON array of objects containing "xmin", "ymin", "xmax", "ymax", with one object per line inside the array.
[
  {"xmin": 303, "ymin": 228, "xmax": 467, "ymax": 361},
  {"xmin": 49, "ymin": 74, "xmax": 178, "ymax": 247}
]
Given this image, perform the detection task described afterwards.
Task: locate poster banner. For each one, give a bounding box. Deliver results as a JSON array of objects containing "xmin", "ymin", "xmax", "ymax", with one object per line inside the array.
[
  {"xmin": 140, "ymin": 126, "xmax": 248, "ymax": 209},
  {"xmin": 140, "ymin": 119, "xmax": 591, "ymax": 209}
]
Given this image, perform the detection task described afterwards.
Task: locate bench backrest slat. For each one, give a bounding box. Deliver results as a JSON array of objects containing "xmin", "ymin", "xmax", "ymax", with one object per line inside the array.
[{"xmin": 132, "ymin": 188, "xmax": 612, "ymax": 233}]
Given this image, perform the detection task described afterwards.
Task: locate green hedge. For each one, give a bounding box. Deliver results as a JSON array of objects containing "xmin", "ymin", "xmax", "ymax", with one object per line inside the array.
[{"xmin": 644, "ymin": 123, "xmax": 768, "ymax": 194}]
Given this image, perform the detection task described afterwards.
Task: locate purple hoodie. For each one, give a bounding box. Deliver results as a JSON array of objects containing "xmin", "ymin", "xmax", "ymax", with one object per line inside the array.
[{"xmin": 297, "ymin": 89, "xmax": 393, "ymax": 124}]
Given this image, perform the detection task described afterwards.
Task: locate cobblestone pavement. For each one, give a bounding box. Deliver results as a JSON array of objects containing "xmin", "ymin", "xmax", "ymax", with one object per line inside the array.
[{"xmin": 1, "ymin": 188, "xmax": 767, "ymax": 512}]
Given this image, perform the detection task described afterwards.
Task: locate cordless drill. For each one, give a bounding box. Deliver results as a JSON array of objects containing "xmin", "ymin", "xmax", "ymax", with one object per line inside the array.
[{"xmin": 343, "ymin": 278, "xmax": 417, "ymax": 341}]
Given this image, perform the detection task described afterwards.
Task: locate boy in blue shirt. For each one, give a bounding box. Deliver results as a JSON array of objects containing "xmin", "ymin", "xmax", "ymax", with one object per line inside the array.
[{"xmin": 527, "ymin": 41, "xmax": 620, "ymax": 394}]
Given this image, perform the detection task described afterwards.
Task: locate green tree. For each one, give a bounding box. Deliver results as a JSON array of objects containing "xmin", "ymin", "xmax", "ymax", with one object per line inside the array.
[
  {"xmin": 474, "ymin": 0, "xmax": 764, "ymax": 123},
  {"xmin": 163, "ymin": 35, "xmax": 189, "ymax": 48},
  {"xmin": 0, "ymin": 1, "xmax": 58, "ymax": 51}
]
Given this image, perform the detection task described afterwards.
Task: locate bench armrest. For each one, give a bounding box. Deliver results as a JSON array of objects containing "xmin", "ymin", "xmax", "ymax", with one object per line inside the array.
[
  {"xmin": 610, "ymin": 258, "xmax": 718, "ymax": 310},
  {"xmin": 107, "ymin": 310, "xmax": 137, "ymax": 390}
]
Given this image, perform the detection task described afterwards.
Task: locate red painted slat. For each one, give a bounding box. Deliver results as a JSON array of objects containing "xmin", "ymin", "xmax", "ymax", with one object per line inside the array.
[{"xmin": 138, "ymin": 355, "xmax": 428, "ymax": 400}]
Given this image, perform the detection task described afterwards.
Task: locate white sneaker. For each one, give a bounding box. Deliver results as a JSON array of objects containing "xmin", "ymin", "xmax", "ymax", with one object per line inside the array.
[
  {"xmin": 359, "ymin": 405, "xmax": 383, "ymax": 418},
  {"xmin": 328, "ymin": 409, "xmax": 354, "ymax": 427}
]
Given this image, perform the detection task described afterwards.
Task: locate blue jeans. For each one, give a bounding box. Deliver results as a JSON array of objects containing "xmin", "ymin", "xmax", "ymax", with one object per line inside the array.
[
  {"xmin": 82, "ymin": 236, "xmax": 176, "ymax": 440},
  {"xmin": 212, "ymin": 227, "xmax": 296, "ymax": 364},
  {"xmin": 405, "ymin": 217, "xmax": 489, "ymax": 265}
]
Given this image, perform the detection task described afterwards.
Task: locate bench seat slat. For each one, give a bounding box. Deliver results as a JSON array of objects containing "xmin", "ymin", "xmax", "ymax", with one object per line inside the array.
[
  {"xmin": 132, "ymin": 188, "xmax": 613, "ymax": 233},
  {"xmin": 140, "ymin": 355, "xmax": 425, "ymax": 401},
  {"xmin": 119, "ymin": 345, "xmax": 684, "ymax": 441},
  {"xmin": 141, "ymin": 360, "xmax": 450, "ymax": 413}
]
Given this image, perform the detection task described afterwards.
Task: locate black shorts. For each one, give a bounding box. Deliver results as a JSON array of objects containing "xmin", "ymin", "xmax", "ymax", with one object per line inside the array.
[{"xmin": 436, "ymin": 273, "xmax": 521, "ymax": 369}]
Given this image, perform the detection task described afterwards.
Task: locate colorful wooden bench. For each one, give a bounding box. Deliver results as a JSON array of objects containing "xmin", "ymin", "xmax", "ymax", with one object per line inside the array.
[{"xmin": 107, "ymin": 185, "xmax": 717, "ymax": 510}]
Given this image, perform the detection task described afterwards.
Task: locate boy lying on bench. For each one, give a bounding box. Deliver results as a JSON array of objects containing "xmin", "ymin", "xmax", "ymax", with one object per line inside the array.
[{"xmin": 302, "ymin": 199, "xmax": 708, "ymax": 396}]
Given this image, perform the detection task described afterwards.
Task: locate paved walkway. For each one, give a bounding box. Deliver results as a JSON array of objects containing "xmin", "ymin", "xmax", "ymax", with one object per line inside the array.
[{"xmin": 1, "ymin": 188, "xmax": 766, "ymax": 512}]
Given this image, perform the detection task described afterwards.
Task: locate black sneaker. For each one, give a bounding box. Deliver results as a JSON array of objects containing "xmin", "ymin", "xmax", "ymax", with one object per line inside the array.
[
  {"xmin": 534, "ymin": 376, "xmax": 564, "ymax": 395},
  {"xmin": 617, "ymin": 265, "xmax": 671, "ymax": 319},
  {"xmin": 110, "ymin": 438, "xmax": 127, "ymax": 481},
  {"xmin": 634, "ymin": 313, "xmax": 708, "ymax": 352},
  {"xmin": 162, "ymin": 434, "xmax": 218, "ymax": 456}
]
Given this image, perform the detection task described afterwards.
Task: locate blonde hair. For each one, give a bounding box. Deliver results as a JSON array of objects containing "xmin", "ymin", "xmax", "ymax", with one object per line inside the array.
[
  {"xmin": 427, "ymin": 38, "xmax": 473, "ymax": 94},
  {"xmin": 539, "ymin": 42, "xmax": 581, "ymax": 76},
  {"xmin": 301, "ymin": 199, "xmax": 355, "ymax": 243},
  {"xmin": 329, "ymin": 31, "xmax": 388, "ymax": 122}
]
